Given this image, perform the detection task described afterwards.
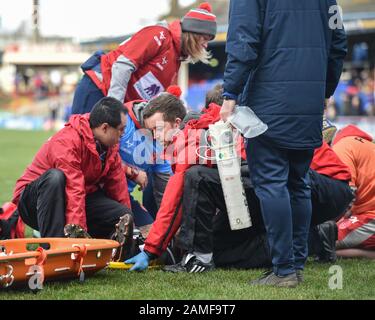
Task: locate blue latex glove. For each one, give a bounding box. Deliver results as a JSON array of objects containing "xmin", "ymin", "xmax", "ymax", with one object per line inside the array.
[{"xmin": 125, "ymin": 251, "xmax": 150, "ymax": 271}]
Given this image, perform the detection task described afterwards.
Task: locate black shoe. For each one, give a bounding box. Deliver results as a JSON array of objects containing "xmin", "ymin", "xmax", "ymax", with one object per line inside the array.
[
  {"xmin": 315, "ymin": 221, "xmax": 338, "ymax": 263},
  {"xmin": 163, "ymin": 262, "xmax": 187, "ymax": 273},
  {"xmin": 163, "ymin": 254, "xmax": 215, "ymax": 273},
  {"xmin": 111, "ymin": 214, "xmax": 134, "ymax": 262},
  {"xmin": 249, "ymin": 270, "xmax": 299, "ymax": 288}
]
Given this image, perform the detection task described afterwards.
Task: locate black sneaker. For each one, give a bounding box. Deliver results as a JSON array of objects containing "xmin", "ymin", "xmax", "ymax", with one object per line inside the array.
[
  {"xmin": 316, "ymin": 221, "xmax": 338, "ymax": 263},
  {"xmin": 163, "ymin": 254, "xmax": 215, "ymax": 273},
  {"xmin": 249, "ymin": 270, "xmax": 299, "ymax": 288},
  {"xmin": 111, "ymin": 213, "xmax": 134, "ymax": 262},
  {"xmin": 163, "ymin": 261, "xmax": 187, "ymax": 273}
]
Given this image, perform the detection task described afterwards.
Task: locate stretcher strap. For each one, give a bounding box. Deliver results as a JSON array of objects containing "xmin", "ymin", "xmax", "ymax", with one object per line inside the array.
[
  {"xmin": 0, "ymin": 264, "xmax": 14, "ymax": 288},
  {"xmin": 72, "ymin": 245, "xmax": 88, "ymax": 281},
  {"xmin": 35, "ymin": 247, "xmax": 47, "ymax": 286}
]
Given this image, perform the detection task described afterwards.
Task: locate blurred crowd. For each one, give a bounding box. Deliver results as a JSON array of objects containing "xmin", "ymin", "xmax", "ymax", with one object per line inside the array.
[
  {"xmin": 327, "ymin": 67, "xmax": 375, "ymax": 119},
  {"xmin": 13, "ymin": 68, "xmax": 78, "ymax": 100}
]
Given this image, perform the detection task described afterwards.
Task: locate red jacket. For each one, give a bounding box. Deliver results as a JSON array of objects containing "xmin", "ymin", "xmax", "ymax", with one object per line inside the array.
[
  {"xmin": 0, "ymin": 202, "xmax": 25, "ymax": 239},
  {"xmin": 332, "ymin": 125, "xmax": 375, "ymax": 216},
  {"xmin": 145, "ymin": 103, "xmax": 246, "ymax": 256},
  {"xmin": 310, "ymin": 141, "xmax": 351, "ymax": 181},
  {"xmin": 87, "ymin": 20, "xmax": 182, "ymax": 102},
  {"xmin": 333, "ymin": 124, "xmax": 373, "ymax": 145},
  {"xmin": 12, "ymin": 114, "xmax": 130, "ymax": 230}
]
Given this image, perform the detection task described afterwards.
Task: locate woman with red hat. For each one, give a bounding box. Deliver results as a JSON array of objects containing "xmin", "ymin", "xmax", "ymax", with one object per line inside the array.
[{"xmin": 72, "ymin": 2, "xmax": 217, "ymax": 115}]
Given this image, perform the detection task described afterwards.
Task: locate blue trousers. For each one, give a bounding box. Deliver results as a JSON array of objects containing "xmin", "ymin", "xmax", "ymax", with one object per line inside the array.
[
  {"xmin": 129, "ymin": 175, "xmax": 158, "ymax": 227},
  {"xmin": 246, "ymin": 137, "xmax": 314, "ymax": 276},
  {"xmin": 71, "ymin": 75, "xmax": 104, "ymax": 115},
  {"xmin": 130, "ymin": 195, "xmax": 155, "ymax": 227}
]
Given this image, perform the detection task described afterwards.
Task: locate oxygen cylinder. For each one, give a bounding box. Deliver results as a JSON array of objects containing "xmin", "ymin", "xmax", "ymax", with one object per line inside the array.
[{"xmin": 208, "ymin": 121, "xmax": 252, "ymax": 230}]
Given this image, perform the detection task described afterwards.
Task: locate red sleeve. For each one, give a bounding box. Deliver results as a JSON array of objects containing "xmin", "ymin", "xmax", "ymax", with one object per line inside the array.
[
  {"xmin": 144, "ymin": 128, "xmax": 199, "ymax": 256},
  {"xmin": 51, "ymin": 139, "xmax": 87, "ymax": 230},
  {"xmin": 118, "ymin": 26, "xmax": 170, "ymax": 69},
  {"xmin": 102, "ymin": 152, "xmax": 131, "ymax": 209},
  {"xmin": 332, "ymin": 138, "xmax": 358, "ymax": 187},
  {"xmin": 310, "ymin": 141, "xmax": 352, "ymax": 181}
]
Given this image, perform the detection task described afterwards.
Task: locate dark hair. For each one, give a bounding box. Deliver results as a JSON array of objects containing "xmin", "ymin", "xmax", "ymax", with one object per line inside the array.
[
  {"xmin": 89, "ymin": 97, "xmax": 127, "ymax": 129},
  {"xmin": 143, "ymin": 94, "xmax": 187, "ymax": 123},
  {"xmin": 205, "ymin": 83, "xmax": 223, "ymax": 108}
]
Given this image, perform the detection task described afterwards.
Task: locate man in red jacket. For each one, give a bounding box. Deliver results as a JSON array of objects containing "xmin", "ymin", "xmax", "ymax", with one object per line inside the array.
[{"xmin": 13, "ymin": 97, "xmax": 133, "ymax": 245}]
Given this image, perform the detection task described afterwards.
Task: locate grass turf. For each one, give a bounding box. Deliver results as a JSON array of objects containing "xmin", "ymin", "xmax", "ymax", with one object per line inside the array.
[{"xmin": 0, "ymin": 129, "xmax": 374, "ymax": 300}]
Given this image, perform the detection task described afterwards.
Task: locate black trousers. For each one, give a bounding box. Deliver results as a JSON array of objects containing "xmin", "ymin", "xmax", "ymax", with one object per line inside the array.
[
  {"xmin": 178, "ymin": 165, "xmax": 354, "ymax": 269},
  {"xmin": 178, "ymin": 165, "xmax": 269, "ymax": 268},
  {"xmin": 309, "ymin": 170, "xmax": 354, "ymax": 225},
  {"xmin": 18, "ymin": 169, "xmax": 132, "ymax": 238}
]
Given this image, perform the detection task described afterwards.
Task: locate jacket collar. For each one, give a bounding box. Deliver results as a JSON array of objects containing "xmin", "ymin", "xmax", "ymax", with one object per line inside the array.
[
  {"xmin": 169, "ymin": 20, "xmax": 182, "ymax": 58},
  {"xmin": 66, "ymin": 114, "xmax": 119, "ymax": 162},
  {"xmin": 124, "ymin": 100, "xmax": 146, "ymax": 129}
]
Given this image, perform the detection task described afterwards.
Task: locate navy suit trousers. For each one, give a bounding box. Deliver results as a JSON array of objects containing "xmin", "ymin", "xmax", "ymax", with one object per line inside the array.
[{"xmin": 246, "ymin": 137, "xmax": 314, "ymax": 276}]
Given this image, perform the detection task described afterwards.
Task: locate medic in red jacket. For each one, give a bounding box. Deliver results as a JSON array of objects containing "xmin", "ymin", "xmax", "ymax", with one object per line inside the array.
[
  {"xmin": 144, "ymin": 103, "xmax": 222, "ymax": 256},
  {"xmin": 12, "ymin": 112, "xmax": 130, "ymax": 231},
  {"xmin": 90, "ymin": 21, "xmax": 182, "ymax": 102},
  {"xmin": 72, "ymin": 2, "xmax": 218, "ymax": 115},
  {"xmin": 125, "ymin": 103, "xmax": 246, "ymax": 269}
]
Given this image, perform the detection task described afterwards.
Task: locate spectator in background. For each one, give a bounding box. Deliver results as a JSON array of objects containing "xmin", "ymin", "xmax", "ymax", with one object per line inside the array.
[
  {"xmin": 352, "ymin": 42, "xmax": 368, "ymax": 68},
  {"xmin": 337, "ymin": 66, "xmax": 375, "ymax": 116},
  {"xmin": 63, "ymin": 103, "xmax": 73, "ymax": 123},
  {"xmin": 71, "ymin": 2, "xmax": 217, "ymax": 115},
  {"xmin": 50, "ymin": 70, "xmax": 63, "ymax": 95},
  {"xmin": 33, "ymin": 73, "xmax": 44, "ymax": 100},
  {"xmin": 47, "ymin": 98, "xmax": 61, "ymax": 131},
  {"xmin": 14, "ymin": 72, "xmax": 22, "ymax": 95}
]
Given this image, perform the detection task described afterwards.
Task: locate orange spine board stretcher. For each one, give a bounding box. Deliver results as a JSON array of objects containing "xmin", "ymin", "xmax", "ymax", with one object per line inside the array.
[{"xmin": 0, "ymin": 238, "xmax": 119, "ymax": 289}]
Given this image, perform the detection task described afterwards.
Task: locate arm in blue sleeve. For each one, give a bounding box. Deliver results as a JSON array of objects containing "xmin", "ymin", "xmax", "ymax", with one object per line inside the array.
[
  {"xmin": 325, "ymin": 24, "xmax": 347, "ymax": 98},
  {"xmin": 224, "ymin": 0, "xmax": 264, "ymax": 96}
]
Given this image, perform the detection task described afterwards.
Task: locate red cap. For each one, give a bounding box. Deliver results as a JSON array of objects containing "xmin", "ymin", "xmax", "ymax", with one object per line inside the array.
[{"xmin": 181, "ymin": 2, "xmax": 217, "ymax": 40}]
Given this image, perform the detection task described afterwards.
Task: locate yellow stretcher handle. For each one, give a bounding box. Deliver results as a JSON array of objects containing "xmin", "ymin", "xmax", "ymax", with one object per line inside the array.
[{"xmin": 108, "ymin": 261, "xmax": 161, "ymax": 270}]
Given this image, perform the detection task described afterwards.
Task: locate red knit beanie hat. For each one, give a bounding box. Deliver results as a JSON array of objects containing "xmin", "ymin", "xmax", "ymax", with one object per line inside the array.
[{"xmin": 181, "ymin": 2, "xmax": 217, "ymax": 40}]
